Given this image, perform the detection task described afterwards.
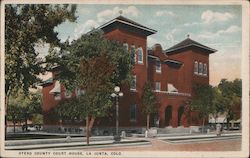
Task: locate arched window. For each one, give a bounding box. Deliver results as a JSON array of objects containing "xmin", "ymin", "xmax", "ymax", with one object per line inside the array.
[
  {"xmin": 131, "ymin": 45, "xmax": 136, "ymax": 63},
  {"xmin": 199, "ymin": 62, "xmax": 203, "ymax": 75},
  {"xmin": 203, "ymin": 63, "xmax": 207, "ymax": 76},
  {"xmin": 194, "ymin": 61, "xmax": 198, "ymax": 74},
  {"xmin": 137, "ymin": 47, "xmax": 143, "ymax": 64}
]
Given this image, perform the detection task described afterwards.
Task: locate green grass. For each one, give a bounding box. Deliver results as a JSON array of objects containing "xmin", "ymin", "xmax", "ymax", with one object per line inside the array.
[{"xmin": 6, "ymin": 134, "xmax": 81, "ymax": 140}]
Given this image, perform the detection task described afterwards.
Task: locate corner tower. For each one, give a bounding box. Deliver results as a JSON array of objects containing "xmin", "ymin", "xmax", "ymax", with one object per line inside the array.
[
  {"xmin": 98, "ymin": 16, "xmax": 157, "ymax": 127},
  {"xmin": 165, "ymin": 36, "xmax": 217, "ymax": 94}
]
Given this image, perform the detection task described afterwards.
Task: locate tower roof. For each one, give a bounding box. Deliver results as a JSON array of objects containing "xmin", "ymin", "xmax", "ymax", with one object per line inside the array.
[
  {"xmin": 165, "ymin": 37, "xmax": 217, "ymax": 54},
  {"xmin": 97, "ymin": 16, "xmax": 157, "ymax": 37}
]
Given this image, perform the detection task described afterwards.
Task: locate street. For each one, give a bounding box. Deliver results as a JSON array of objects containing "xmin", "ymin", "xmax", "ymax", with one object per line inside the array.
[{"xmin": 83, "ymin": 137, "xmax": 241, "ymax": 151}]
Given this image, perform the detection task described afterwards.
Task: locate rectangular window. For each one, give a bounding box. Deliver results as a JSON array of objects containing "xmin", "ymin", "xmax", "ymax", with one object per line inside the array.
[
  {"xmin": 203, "ymin": 64, "xmax": 207, "ymax": 76},
  {"xmin": 156, "ymin": 60, "xmax": 161, "ymax": 73},
  {"xmin": 130, "ymin": 104, "xmax": 137, "ymax": 121},
  {"xmin": 130, "ymin": 75, "xmax": 136, "ymax": 90},
  {"xmin": 155, "ymin": 82, "xmax": 161, "ymax": 91},
  {"xmin": 138, "ymin": 47, "xmax": 143, "ymax": 64}
]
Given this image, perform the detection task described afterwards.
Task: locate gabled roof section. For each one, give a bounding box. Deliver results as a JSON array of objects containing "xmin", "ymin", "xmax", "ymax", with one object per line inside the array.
[
  {"xmin": 165, "ymin": 37, "xmax": 217, "ymax": 54},
  {"xmin": 97, "ymin": 16, "xmax": 157, "ymax": 36}
]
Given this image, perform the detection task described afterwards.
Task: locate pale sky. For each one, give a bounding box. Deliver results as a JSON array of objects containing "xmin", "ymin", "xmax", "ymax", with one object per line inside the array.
[{"xmin": 38, "ymin": 4, "xmax": 242, "ymax": 86}]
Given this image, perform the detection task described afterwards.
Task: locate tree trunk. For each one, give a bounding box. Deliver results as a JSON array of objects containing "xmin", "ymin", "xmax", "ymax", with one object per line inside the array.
[
  {"xmin": 13, "ymin": 122, "xmax": 16, "ymax": 133},
  {"xmin": 5, "ymin": 95, "xmax": 9, "ymax": 138},
  {"xmin": 89, "ymin": 117, "xmax": 95, "ymax": 136},
  {"xmin": 86, "ymin": 116, "xmax": 90, "ymax": 145},
  {"xmin": 146, "ymin": 114, "xmax": 150, "ymax": 130},
  {"xmin": 227, "ymin": 118, "xmax": 230, "ymax": 130},
  {"xmin": 25, "ymin": 116, "xmax": 28, "ymax": 131}
]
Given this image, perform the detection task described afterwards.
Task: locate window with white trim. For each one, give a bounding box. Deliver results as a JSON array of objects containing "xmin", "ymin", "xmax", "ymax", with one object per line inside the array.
[
  {"xmin": 194, "ymin": 61, "xmax": 198, "ymax": 74},
  {"xmin": 137, "ymin": 47, "xmax": 143, "ymax": 64},
  {"xmin": 199, "ymin": 62, "xmax": 203, "ymax": 75},
  {"xmin": 130, "ymin": 104, "xmax": 137, "ymax": 122},
  {"xmin": 123, "ymin": 43, "xmax": 128, "ymax": 51},
  {"xmin": 131, "ymin": 45, "xmax": 136, "ymax": 63},
  {"xmin": 131, "ymin": 75, "xmax": 136, "ymax": 90},
  {"xmin": 155, "ymin": 82, "xmax": 161, "ymax": 91},
  {"xmin": 156, "ymin": 60, "xmax": 161, "ymax": 73},
  {"xmin": 203, "ymin": 63, "xmax": 207, "ymax": 76}
]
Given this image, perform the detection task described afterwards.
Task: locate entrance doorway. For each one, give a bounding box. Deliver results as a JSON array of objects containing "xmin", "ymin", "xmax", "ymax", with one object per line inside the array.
[
  {"xmin": 178, "ymin": 106, "xmax": 184, "ymax": 126},
  {"xmin": 165, "ymin": 106, "xmax": 172, "ymax": 126}
]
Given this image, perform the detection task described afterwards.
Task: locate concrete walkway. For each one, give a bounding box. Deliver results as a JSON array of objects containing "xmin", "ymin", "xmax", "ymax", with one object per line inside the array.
[{"xmin": 5, "ymin": 131, "xmax": 241, "ymax": 150}]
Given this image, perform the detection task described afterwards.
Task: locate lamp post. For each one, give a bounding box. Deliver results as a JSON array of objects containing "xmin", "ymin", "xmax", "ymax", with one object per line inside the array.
[{"xmin": 111, "ymin": 86, "xmax": 123, "ymax": 142}]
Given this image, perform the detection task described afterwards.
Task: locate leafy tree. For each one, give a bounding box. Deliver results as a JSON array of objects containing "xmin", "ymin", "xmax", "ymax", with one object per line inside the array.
[
  {"xmin": 5, "ymin": 4, "xmax": 77, "ymax": 96},
  {"xmin": 218, "ymin": 79, "xmax": 241, "ymax": 129},
  {"xmin": 6, "ymin": 104, "xmax": 22, "ymax": 133},
  {"xmin": 53, "ymin": 43, "xmax": 132, "ymax": 145},
  {"xmin": 190, "ymin": 85, "xmax": 214, "ymax": 133},
  {"xmin": 210, "ymin": 87, "xmax": 224, "ymax": 124},
  {"xmin": 5, "ymin": 4, "xmax": 77, "ymax": 134},
  {"xmin": 141, "ymin": 82, "xmax": 158, "ymax": 130},
  {"xmin": 8, "ymin": 91, "xmax": 42, "ymax": 131}
]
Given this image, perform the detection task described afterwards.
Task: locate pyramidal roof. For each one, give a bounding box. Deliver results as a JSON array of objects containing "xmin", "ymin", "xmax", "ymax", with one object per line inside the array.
[
  {"xmin": 97, "ymin": 15, "xmax": 157, "ymax": 36},
  {"xmin": 165, "ymin": 37, "xmax": 217, "ymax": 54}
]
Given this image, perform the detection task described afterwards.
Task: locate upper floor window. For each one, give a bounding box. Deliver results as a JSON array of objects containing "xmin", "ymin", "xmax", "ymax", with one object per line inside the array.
[
  {"xmin": 123, "ymin": 43, "xmax": 128, "ymax": 51},
  {"xmin": 130, "ymin": 104, "xmax": 137, "ymax": 122},
  {"xmin": 131, "ymin": 75, "xmax": 136, "ymax": 90},
  {"xmin": 137, "ymin": 47, "xmax": 143, "ymax": 64},
  {"xmin": 155, "ymin": 82, "xmax": 161, "ymax": 91},
  {"xmin": 156, "ymin": 60, "xmax": 161, "ymax": 73},
  {"xmin": 203, "ymin": 64, "xmax": 207, "ymax": 76},
  {"xmin": 131, "ymin": 45, "xmax": 136, "ymax": 63},
  {"xmin": 194, "ymin": 61, "xmax": 198, "ymax": 75},
  {"xmin": 199, "ymin": 62, "xmax": 203, "ymax": 75}
]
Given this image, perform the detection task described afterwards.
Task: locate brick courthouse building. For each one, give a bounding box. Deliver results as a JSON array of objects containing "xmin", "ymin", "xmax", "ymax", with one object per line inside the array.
[{"xmin": 41, "ymin": 16, "xmax": 216, "ymax": 133}]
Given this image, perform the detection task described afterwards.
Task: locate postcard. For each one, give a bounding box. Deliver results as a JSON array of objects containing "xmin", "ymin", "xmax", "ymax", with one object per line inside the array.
[{"xmin": 1, "ymin": 0, "xmax": 249, "ymax": 157}]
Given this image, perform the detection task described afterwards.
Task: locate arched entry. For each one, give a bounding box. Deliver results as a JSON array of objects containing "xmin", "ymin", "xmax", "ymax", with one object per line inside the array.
[
  {"xmin": 165, "ymin": 106, "xmax": 172, "ymax": 126},
  {"xmin": 178, "ymin": 106, "xmax": 184, "ymax": 126}
]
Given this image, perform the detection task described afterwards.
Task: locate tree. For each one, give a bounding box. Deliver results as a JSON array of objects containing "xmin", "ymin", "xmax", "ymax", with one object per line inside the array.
[
  {"xmin": 5, "ymin": 4, "xmax": 77, "ymax": 134},
  {"xmin": 8, "ymin": 90, "xmax": 42, "ymax": 131},
  {"xmin": 190, "ymin": 85, "xmax": 214, "ymax": 133},
  {"xmin": 6, "ymin": 104, "xmax": 22, "ymax": 133},
  {"xmin": 218, "ymin": 79, "xmax": 242, "ymax": 129},
  {"xmin": 51, "ymin": 34, "xmax": 133, "ymax": 144},
  {"xmin": 141, "ymin": 82, "xmax": 158, "ymax": 130},
  {"xmin": 210, "ymin": 87, "xmax": 224, "ymax": 124}
]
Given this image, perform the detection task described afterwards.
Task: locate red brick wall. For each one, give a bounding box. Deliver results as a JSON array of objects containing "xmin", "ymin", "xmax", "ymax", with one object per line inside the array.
[
  {"xmin": 167, "ymin": 48, "xmax": 210, "ymax": 94},
  {"xmin": 104, "ymin": 28, "xmax": 149, "ymax": 127},
  {"xmin": 42, "ymin": 29, "xmax": 212, "ymax": 128}
]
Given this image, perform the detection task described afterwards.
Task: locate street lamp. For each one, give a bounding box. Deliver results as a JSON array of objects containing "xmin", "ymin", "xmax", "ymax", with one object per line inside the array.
[{"xmin": 111, "ymin": 86, "xmax": 123, "ymax": 142}]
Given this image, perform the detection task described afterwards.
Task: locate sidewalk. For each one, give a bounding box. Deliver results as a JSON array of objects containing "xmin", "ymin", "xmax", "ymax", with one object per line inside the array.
[
  {"xmin": 156, "ymin": 131, "xmax": 241, "ymax": 140},
  {"xmin": 5, "ymin": 138, "xmax": 150, "ymax": 150},
  {"xmin": 5, "ymin": 131, "xmax": 241, "ymax": 150}
]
